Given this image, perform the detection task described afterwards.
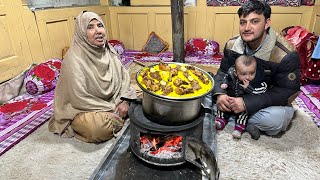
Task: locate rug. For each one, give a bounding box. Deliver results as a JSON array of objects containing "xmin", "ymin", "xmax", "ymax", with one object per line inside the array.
[
  {"xmin": 0, "ymin": 107, "xmax": 319, "ymax": 179},
  {"xmin": 216, "ymin": 107, "xmax": 320, "ymax": 179},
  {"xmin": 0, "ymin": 121, "xmax": 127, "ymax": 179},
  {"xmin": 0, "ymin": 90, "xmax": 54, "ymax": 156}
]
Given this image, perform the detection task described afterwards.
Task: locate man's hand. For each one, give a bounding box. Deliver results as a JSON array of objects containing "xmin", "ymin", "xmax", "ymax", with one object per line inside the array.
[
  {"xmin": 115, "ymin": 101, "xmax": 129, "ymax": 118},
  {"xmin": 228, "ymin": 97, "xmax": 245, "ymax": 114},
  {"xmin": 216, "ymin": 94, "xmax": 231, "ymax": 112}
]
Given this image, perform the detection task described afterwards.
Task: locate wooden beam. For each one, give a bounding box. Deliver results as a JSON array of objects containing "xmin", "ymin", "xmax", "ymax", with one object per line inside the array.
[{"xmin": 171, "ymin": 0, "xmax": 185, "ymax": 63}]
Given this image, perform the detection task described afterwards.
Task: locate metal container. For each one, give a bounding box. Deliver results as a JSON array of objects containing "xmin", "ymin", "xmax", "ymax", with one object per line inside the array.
[{"xmin": 136, "ymin": 62, "xmax": 214, "ymax": 125}]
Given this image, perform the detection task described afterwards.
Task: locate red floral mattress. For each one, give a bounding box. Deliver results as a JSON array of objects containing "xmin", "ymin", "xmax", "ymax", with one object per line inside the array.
[
  {"xmin": 294, "ymin": 85, "xmax": 320, "ymax": 127},
  {"xmin": 0, "ymin": 90, "xmax": 54, "ymax": 156}
]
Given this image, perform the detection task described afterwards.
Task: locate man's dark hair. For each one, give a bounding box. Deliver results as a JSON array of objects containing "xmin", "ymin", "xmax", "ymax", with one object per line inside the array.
[{"xmin": 237, "ymin": 0, "xmax": 271, "ymax": 19}]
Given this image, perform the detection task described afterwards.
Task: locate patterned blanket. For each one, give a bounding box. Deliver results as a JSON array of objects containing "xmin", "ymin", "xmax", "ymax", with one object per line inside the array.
[
  {"xmin": 0, "ymin": 90, "xmax": 54, "ymax": 156},
  {"xmin": 294, "ymin": 85, "xmax": 320, "ymax": 127},
  {"xmin": 119, "ymin": 49, "xmax": 223, "ymax": 68}
]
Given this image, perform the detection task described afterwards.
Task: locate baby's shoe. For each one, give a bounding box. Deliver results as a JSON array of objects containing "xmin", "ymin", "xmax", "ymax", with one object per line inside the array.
[
  {"xmin": 215, "ymin": 121, "xmax": 222, "ymax": 129},
  {"xmin": 215, "ymin": 117, "xmax": 227, "ymax": 130},
  {"xmin": 232, "ymin": 130, "xmax": 242, "ymax": 139}
]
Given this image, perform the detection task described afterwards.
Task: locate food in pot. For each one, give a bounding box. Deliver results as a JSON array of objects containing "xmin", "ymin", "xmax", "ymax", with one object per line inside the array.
[{"xmin": 137, "ymin": 62, "xmax": 213, "ymax": 98}]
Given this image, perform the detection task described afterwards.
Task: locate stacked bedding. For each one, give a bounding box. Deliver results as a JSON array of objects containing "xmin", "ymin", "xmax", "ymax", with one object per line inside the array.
[
  {"xmin": 294, "ymin": 84, "xmax": 320, "ymax": 127},
  {"xmin": 0, "ymin": 90, "xmax": 54, "ymax": 155},
  {"xmin": 0, "ymin": 58, "xmax": 62, "ymax": 156}
]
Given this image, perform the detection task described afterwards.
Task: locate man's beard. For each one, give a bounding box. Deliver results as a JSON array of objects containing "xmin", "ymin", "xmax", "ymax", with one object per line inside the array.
[{"xmin": 241, "ymin": 30, "xmax": 265, "ymax": 48}]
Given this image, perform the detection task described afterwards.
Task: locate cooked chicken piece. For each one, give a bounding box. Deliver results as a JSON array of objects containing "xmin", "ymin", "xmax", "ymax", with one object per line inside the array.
[
  {"xmin": 191, "ymin": 69, "xmax": 204, "ymax": 77},
  {"xmin": 186, "ymin": 66, "xmax": 195, "ymax": 70},
  {"xmin": 170, "ymin": 68, "xmax": 178, "ymax": 76},
  {"xmin": 183, "ymin": 87, "xmax": 194, "ymax": 94},
  {"xmin": 173, "ymin": 78, "xmax": 189, "ymax": 87},
  {"xmin": 141, "ymin": 76, "xmax": 161, "ymax": 92},
  {"xmin": 175, "ymin": 86, "xmax": 194, "ymax": 95},
  {"xmin": 162, "ymin": 85, "xmax": 173, "ymax": 96},
  {"xmin": 142, "ymin": 76, "xmax": 153, "ymax": 87},
  {"xmin": 166, "ymin": 68, "xmax": 179, "ymax": 82},
  {"xmin": 150, "ymin": 83, "xmax": 160, "ymax": 92},
  {"xmin": 150, "ymin": 71, "xmax": 162, "ymax": 81},
  {"xmin": 191, "ymin": 81, "xmax": 202, "ymax": 90},
  {"xmin": 175, "ymin": 87, "xmax": 185, "ymax": 95},
  {"xmin": 159, "ymin": 62, "xmax": 170, "ymax": 71},
  {"xmin": 139, "ymin": 68, "xmax": 149, "ymax": 77},
  {"xmin": 183, "ymin": 71, "xmax": 190, "ymax": 79},
  {"xmin": 199, "ymin": 75, "xmax": 210, "ymax": 84}
]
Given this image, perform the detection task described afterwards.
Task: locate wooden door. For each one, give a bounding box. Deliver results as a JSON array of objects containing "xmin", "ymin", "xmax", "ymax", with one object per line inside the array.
[{"xmin": 0, "ymin": 0, "xmax": 32, "ymax": 83}]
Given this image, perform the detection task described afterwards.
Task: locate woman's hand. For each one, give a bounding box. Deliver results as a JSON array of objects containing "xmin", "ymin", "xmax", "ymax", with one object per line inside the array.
[{"xmin": 115, "ymin": 101, "xmax": 129, "ymax": 118}]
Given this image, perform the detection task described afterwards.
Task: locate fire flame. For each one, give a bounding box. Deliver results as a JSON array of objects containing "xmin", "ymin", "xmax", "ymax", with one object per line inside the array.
[
  {"xmin": 140, "ymin": 134, "xmax": 183, "ymax": 155},
  {"xmin": 152, "ymin": 138, "xmax": 157, "ymax": 150}
]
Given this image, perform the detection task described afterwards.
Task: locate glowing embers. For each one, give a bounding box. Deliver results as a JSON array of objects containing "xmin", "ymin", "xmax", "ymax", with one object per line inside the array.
[{"xmin": 140, "ymin": 133, "xmax": 183, "ymax": 159}]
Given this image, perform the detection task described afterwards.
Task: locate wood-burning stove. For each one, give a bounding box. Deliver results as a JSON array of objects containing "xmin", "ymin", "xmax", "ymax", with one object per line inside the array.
[
  {"xmin": 91, "ymin": 96, "xmax": 219, "ymax": 180},
  {"xmin": 129, "ymin": 104, "xmax": 204, "ymax": 166},
  {"xmin": 128, "ymin": 101, "xmax": 219, "ymax": 179}
]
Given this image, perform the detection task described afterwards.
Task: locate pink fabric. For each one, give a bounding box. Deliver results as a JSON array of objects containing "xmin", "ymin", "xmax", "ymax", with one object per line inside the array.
[
  {"xmin": 119, "ymin": 49, "xmax": 222, "ymax": 68},
  {"xmin": 185, "ymin": 38, "xmax": 219, "ymax": 56},
  {"xmin": 0, "ymin": 90, "xmax": 54, "ymax": 156},
  {"xmin": 207, "ymin": 0, "xmax": 302, "ymax": 6},
  {"xmin": 294, "ymin": 85, "xmax": 320, "ymax": 127},
  {"xmin": 108, "ymin": 40, "xmax": 125, "ymax": 55},
  {"xmin": 24, "ymin": 59, "xmax": 62, "ymax": 95},
  {"xmin": 283, "ymin": 26, "xmax": 319, "ymax": 85}
]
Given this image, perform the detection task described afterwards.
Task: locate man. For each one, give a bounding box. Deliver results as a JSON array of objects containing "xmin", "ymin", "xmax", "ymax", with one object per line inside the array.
[{"xmin": 213, "ymin": 0, "xmax": 300, "ymax": 140}]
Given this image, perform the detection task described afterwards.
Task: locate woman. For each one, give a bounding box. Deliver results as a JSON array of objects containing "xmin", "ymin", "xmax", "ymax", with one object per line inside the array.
[{"xmin": 49, "ymin": 11, "xmax": 136, "ymax": 143}]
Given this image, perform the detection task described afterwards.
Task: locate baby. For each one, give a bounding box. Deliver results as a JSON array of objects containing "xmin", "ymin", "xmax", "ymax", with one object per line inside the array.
[{"xmin": 215, "ymin": 55, "xmax": 267, "ymax": 139}]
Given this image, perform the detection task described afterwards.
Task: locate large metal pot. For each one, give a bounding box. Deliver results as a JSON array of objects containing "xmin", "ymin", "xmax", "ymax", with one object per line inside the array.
[{"xmin": 136, "ymin": 62, "xmax": 214, "ymax": 125}]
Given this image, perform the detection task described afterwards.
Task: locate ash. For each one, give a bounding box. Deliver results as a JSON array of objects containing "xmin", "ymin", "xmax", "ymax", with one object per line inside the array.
[{"xmin": 140, "ymin": 140, "xmax": 182, "ymax": 159}]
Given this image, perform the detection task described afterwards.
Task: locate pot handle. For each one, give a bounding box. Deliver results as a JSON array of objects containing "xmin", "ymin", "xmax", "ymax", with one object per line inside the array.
[{"xmin": 184, "ymin": 137, "xmax": 220, "ymax": 180}]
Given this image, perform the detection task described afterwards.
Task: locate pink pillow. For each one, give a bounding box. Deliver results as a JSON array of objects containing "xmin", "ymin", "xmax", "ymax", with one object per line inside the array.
[
  {"xmin": 24, "ymin": 59, "xmax": 62, "ymax": 95},
  {"xmin": 108, "ymin": 40, "xmax": 125, "ymax": 55},
  {"xmin": 185, "ymin": 38, "xmax": 219, "ymax": 56}
]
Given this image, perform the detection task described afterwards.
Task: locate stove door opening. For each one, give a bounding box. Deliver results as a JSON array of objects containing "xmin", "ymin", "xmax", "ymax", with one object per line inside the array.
[{"xmin": 140, "ymin": 133, "xmax": 183, "ymax": 159}]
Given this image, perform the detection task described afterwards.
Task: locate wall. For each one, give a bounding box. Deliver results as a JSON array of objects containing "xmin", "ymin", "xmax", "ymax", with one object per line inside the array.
[
  {"xmin": 33, "ymin": 6, "xmax": 109, "ymax": 60},
  {"xmin": 25, "ymin": 0, "xmax": 100, "ymax": 9},
  {"xmin": 108, "ymin": 5, "xmax": 315, "ymax": 52},
  {"xmin": 0, "ymin": 0, "xmax": 33, "ymax": 83}
]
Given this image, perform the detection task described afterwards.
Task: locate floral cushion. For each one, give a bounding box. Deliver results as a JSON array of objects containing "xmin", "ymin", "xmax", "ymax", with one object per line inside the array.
[
  {"xmin": 142, "ymin": 32, "xmax": 169, "ymax": 54},
  {"xmin": 24, "ymin": 59, "xmax": 62, "ymax": 95},
  {"xmin": 207, "ymin": 0, "xmax": 301, "ymax": 6},
  {"xmin": 185, "ymin": 38, "xmax": 219, "ymax": 56},
  {"xmin": 108, "ymin": 40, "xmax": 125, "ymax": 55},
  {"xmin": 301, "ymin": 0, "xmax": 315, "ymax": 5}
]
